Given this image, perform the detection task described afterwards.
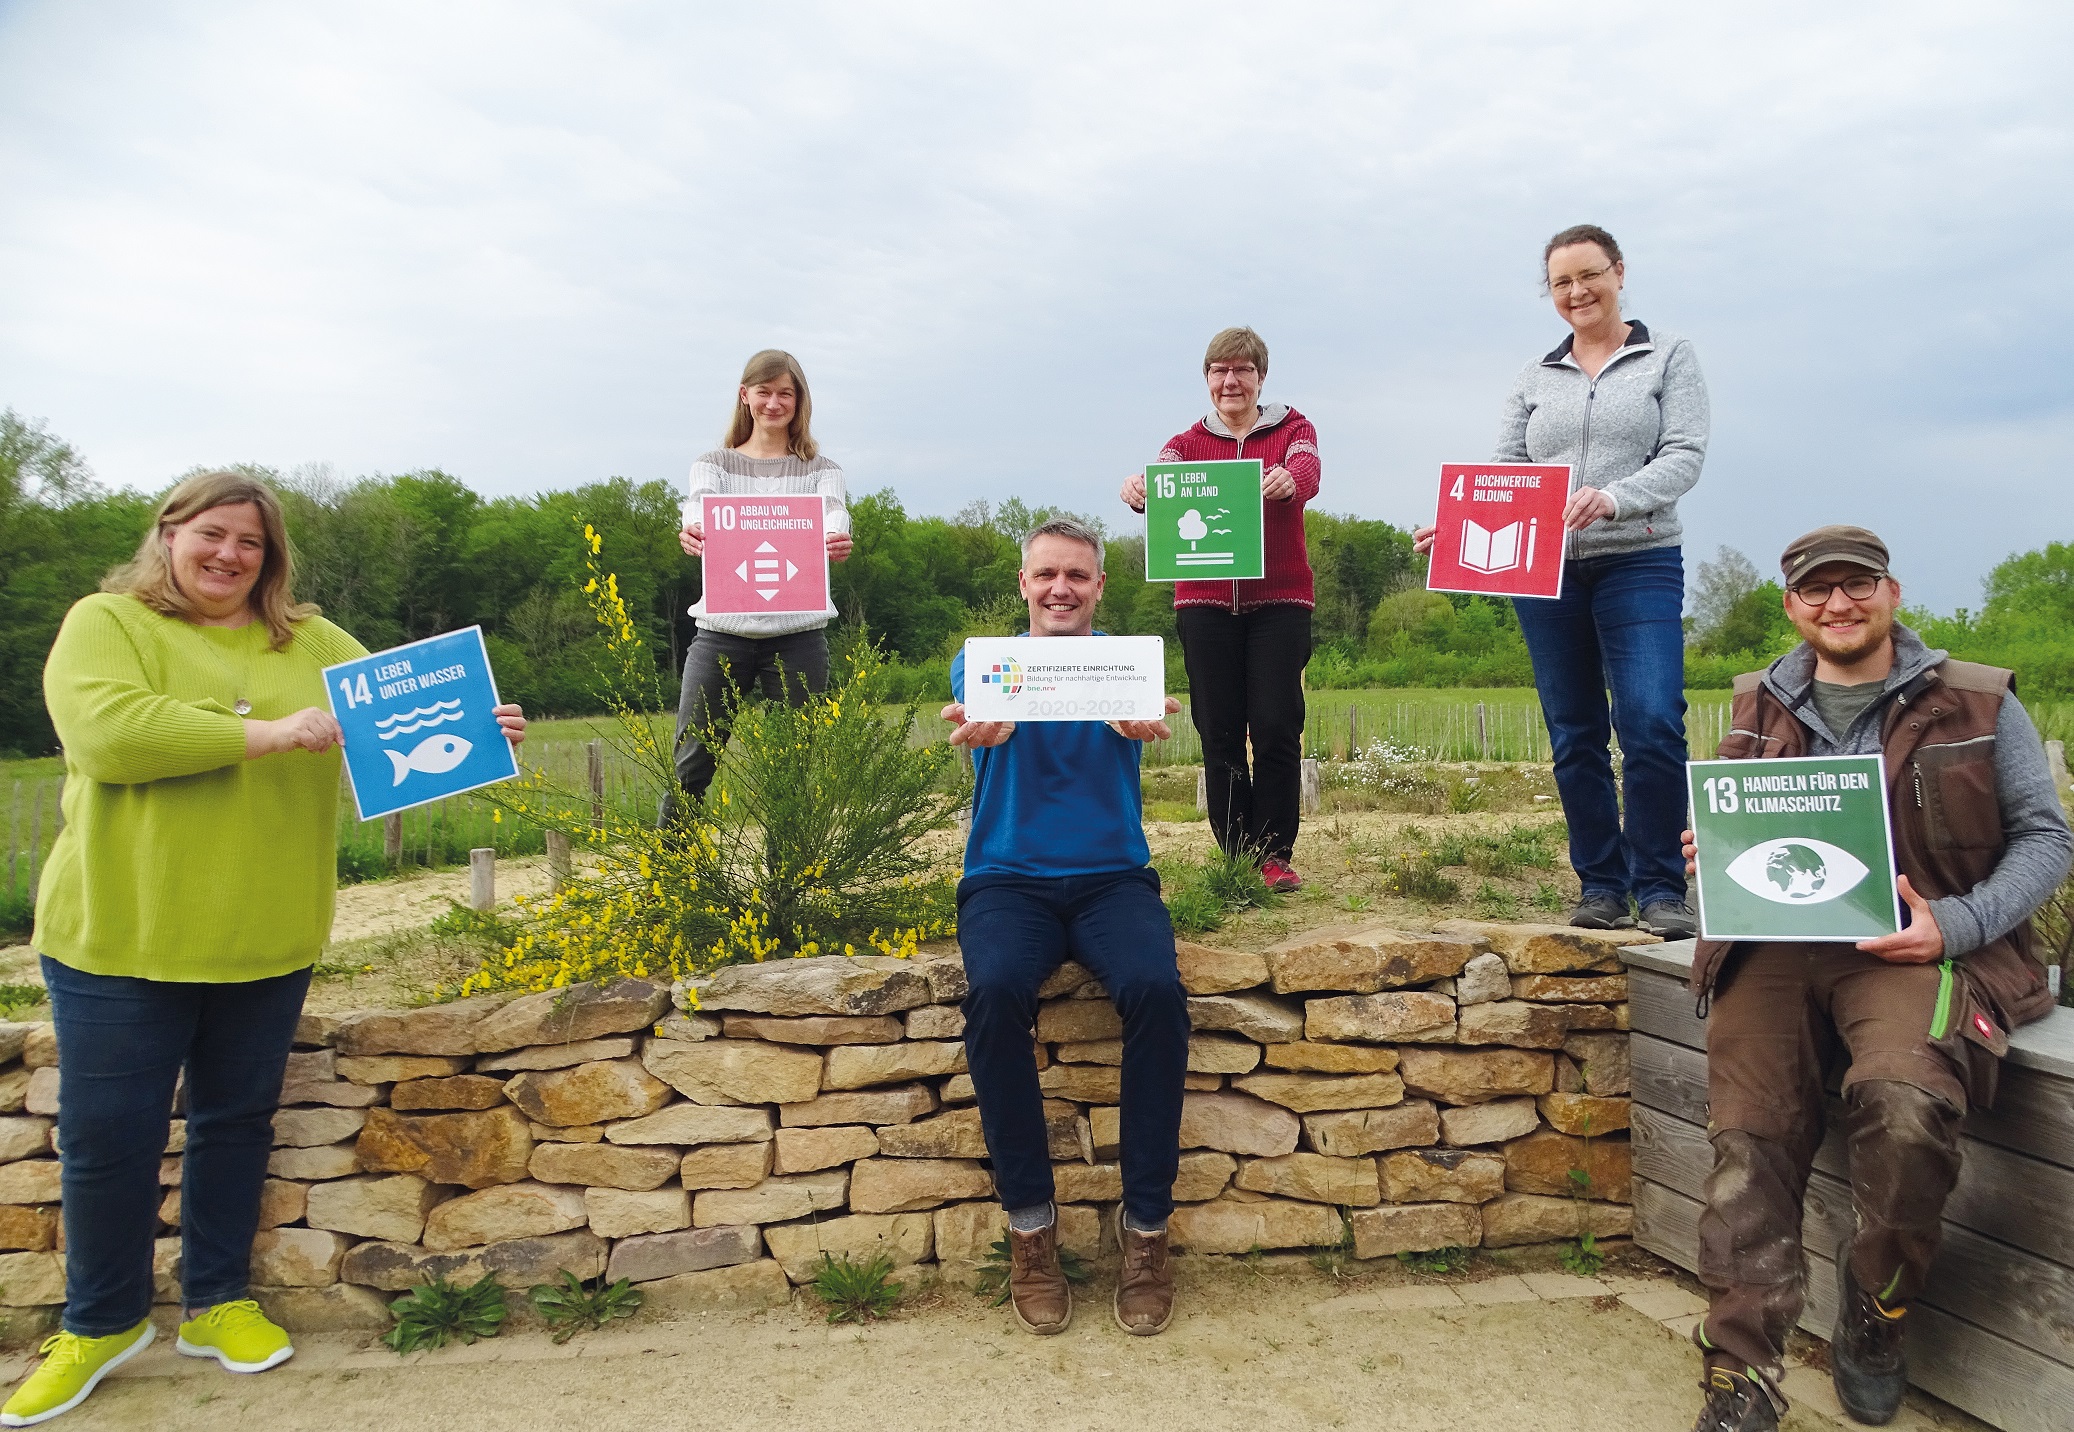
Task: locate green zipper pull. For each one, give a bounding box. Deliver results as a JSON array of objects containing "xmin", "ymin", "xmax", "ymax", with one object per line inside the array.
[{"xmin": 1929, "ymin": 958, "xmax": 1956, "ymax": 1040}]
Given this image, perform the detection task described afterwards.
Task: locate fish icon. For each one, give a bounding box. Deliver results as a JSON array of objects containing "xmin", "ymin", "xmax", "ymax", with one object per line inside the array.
[{"xmin": 385, "ymin": 734, "xmax": 473, "ymax": 786}]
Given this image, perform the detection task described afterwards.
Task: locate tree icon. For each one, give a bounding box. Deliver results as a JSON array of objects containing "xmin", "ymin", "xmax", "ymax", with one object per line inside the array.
[{"xmin": 1178, "ymin": 509, "xmax": 1208, "ymax": 547}]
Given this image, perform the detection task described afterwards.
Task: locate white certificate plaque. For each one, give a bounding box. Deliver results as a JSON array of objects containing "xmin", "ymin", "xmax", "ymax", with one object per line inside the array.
[{"xmin": 961, "ymin": 636, "xmax": 1167, "ymax": 722}]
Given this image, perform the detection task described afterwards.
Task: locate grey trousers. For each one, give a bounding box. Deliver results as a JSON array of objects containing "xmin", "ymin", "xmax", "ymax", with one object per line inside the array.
[{"xmin": 660, "ymin": 624, "xmax": 830, "ymax": 822}]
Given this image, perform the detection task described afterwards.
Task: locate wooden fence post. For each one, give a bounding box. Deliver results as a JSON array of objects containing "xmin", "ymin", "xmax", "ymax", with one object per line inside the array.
[
  {"xmin": 1346, "ymin": 706, "xmax": 1360, "ymax": 760},
  {"xmin": 1196, "ymin": 767, "xmax": 1208, "ymax": 816},
  {"xmin": 587, "ymin": 739, "xmax": 605, "ymax": 833},
  {"xmin": 27, "ymin": 786, "xmax": 43, "ymax": 901},
  {"xmin": 1475, "ymin": 701, "xmax": 1489, "ymax": 762},
  {"xmin": 469, "ymin": 847, "xmax": 496, "ymax": 912},
  {"xmin": 383, "ymin": 813, "xmax": 403, "ymax": 869},
  {"xmin": 546, "ymin": 830, "xmax": 572, "ymax": 891},
  {"xmin": 1299, "ymin": 758, "xmax": 1321, "ymax": 814}
]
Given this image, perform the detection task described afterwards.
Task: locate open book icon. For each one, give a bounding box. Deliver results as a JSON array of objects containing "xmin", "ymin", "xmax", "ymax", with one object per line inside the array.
[{"xmin": 1459, "ymin": 518, "xmax": 1537, "ymax": 575}]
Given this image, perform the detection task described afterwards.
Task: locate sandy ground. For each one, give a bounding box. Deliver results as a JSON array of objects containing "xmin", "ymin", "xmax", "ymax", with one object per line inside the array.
[{"xmin": 14, "ymin": 1254, "xmax": 1983, "ymax": 1432}]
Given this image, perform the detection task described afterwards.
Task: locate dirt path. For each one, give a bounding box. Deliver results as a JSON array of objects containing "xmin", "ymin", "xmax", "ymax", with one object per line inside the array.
[{"xmin": 25, "ymin": 1257, "xmax": 1974, "ymax": 1432}]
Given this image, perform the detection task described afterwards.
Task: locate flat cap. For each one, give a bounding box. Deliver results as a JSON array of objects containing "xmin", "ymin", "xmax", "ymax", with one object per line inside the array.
[{"xmin": 1780, "ymin": 525, "xmax": 1889, "ymax": 587}]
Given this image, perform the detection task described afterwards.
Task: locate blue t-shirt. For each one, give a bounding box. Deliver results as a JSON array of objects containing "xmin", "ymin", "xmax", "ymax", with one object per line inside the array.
[{"xmin": 951, "ymin": 645, "xmax": 1151, "ymax": 878}]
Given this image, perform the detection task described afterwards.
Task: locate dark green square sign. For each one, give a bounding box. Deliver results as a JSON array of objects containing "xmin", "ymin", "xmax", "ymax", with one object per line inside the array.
[
  {"xmin": 1143, "ymin": 459, "xmax": 1264, "ymax": 581},
  {"xmin": 1688, "ymin": 755, "xmax": 1901, "ymax": 941}
]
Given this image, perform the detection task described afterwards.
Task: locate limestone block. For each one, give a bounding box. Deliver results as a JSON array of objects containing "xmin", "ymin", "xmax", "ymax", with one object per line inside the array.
[
  {"xmin": 847, "ymin": 1157, "xmax": 991, "ymax": 1213},
  {"xmin": 1035, "ymin": 1000, "xmax": 1122, "ymax": 1043},
  {"xmin": 904, "ymin": 1006, "xmax": 965, "ymax": 1040},
  {"xmin": 391, "ymin": 1074, "xmax": 511, "ymax": 1112},
  {"xmin": 21, "ymin": 1026, "xmax": 56, "ymax": 1069},
  {"xmin": 681, "ymin": 1140, "xmax": 776, "ymax": 1190},
  {"xmin": 1479, "ymin": 1192, "xmax": 1633, "ymax": 1248},
  {"xmin": 0, "ymin": 1117, "xmax": 51, "ymax": 1164},
  {"xmin": 0, "ymin": 1024, "xmax": 30, "ymax": 1063},
  {"xmin": 159, "ymin": 1188, "xmax": 180, "ymax": 1226},
  {"xmin": 272, "ymin": 1107, "xmax": 368, "ymax": 1148},
  {"xmin": 763, "ymin": 1212, "xmax": 934, "ymax": 1284},
  {"xmin": 1178, "ymin": 1091, "xmax": 1300, "ymax": 1157},
  {"xmin": 1235, "ymin": 1152, "xmax": 1380, "ymax": 1205},
  {"xmin": 1564, "ymin": 1005, "xmax": 1619, "ymax": 1031},
  {"xmin": 1454, "ymin": 1001, "xmax": 1574, "ymax": 1050},
  {"xmin": 507, "ymin": 1059, "xmax": 670, "ymax": 1126},
  {"xmin": 1052, "ymin": 1040, "xmax": 1123, "ymax": 1065},
  {"xmin": 340, "ymin": 1229, "xmax": 607, "ymax": 1291},
  {"xmin": 1186, "ymin": 1034, "xmax": 1262, "ymax": 1075},
  {"xmin": 1539, "ymin": 1093, "xmax": 1630, "ymax": 1136},
  {"xmin": 1265, "ymin": 926, "xmax": 1480, "ymax": 993},
  {"xmin": 822, "ymin": 1041, "xmax": 965, "ymax": 1091},
  {"xmin": 475, "ymin": 1037, "xmax": 637, "ymax": 1073},
  {"xmin": 1432, "ymin": 919, "xmax": 1656, "ymax": 975},
  {"xmin": 1502, "ymin": 1129, "xmax": 1631, "ymax": 1201},
  {"xmin": 692, "ymin": 1170, "xmax": 848, "ymax": 1226},
  {"xmin": 608, "ymin": 1103, "xmax": 773, "ymax": 1145},
  {"xmin": 293, "ymin": 1011, "xmax": 345, "ymax": 1048},
  {"xmin": 1349, "ymin": 1202, "xmax": 1483, "ymax": 1258},
  {"xmin": 268, "ymin": 1143, "xmax": 359, "ymax": 1180},
  {"xmin": 1561, "ymin": 1033, "xmax": 1631, "ymax": 1095},
  {"xmin": 1230, "ymin": 1070, "xmax": 1405, "ymax": 1114},
  {"xmin": 0, "ymin": 1251, "xmax": 65, "ymax": 1304},
  {"xmin": 636, "ymin": 1258, "xmax": 792, "ymax": 1312},
  {"xmin": 1379, "ymin": 1148, "xmax": 1506, "ymax": 1204},
  {"xmin": 248, "ymin": 1228, "xmax": 348, "ymax": 1287},
  {"xmin": 1438, "ymin": 1097, "xmax": 1541, "ymax": 1147},
  {"xmin": 529, "ymin": 1142, "xmax": 680, "ymax": 1191},
  {"xmin": 642, "ymin": 1038, "xmax": 824, "ymax": 1106},
  {"xmin": 1175, "ymin": 942, "xmax": 1269, "ymax": 995},
  {"xmin": 654, "ymin": 1014, "xmax": 722, "ymax": 1042},
  {"xmin": 279, "ymin": 1051, "xmax": 384, "ymax": 1108},
  {"xmin": 606, "ymin": 1224, "xmax": 760, "ymax": 1283},
  {"xmin": 1303, "ymin": 993, "xmax": 1456, "ymax": 1044},
  {"xmin": 1052, "ymin": 1161, "xmax": 1122, "ymax": 1203},
  {"xmin": 1169, "ymin": 1196, "xmax": 1342, "ymax": 1253},
  {"xmin": 0, "ymin": 1205, "xmax": 59, "ymax": 1251},
  {"xmin": 532, "ymin": 1123, "xmax": 605, "ymax": 1143},
  {"xmin": 697, "ymin": 955, "xmax": 933, "ymax": 1017},
  {"xmin": 422, "ymin": 1181, "xmax": 589, "ymax": 1251},
  {"xmin": 0, "ymin": 1067, "xmax": 31, "ymax": 1114},
  {"xmin": 1185, "ymin": 1072, "xmax": 1224, "ymax": 1091},
  {"xmin": 873, "ymin": 1109, "xmax": 982, "ymax": 1160},
  {"xmin": 1037, "ymin": 961, "xmax": 1096, "ymax": 998},
  {"xmin": 1037, "ymin": 1064, "xmax": 1121, "ymax": 1103},
  {"xmin": 259, "ymin": 1179, "xmax": 308, "ymax": 1229},
  {"xmin": 1172, "ymin": 1150, "xmax": 1238, "ymax": 1202},
  {"xmin": 1511, "ymin": 973, "xmax": 1628, "ymax": 1003},
  {"xmin": 1302, "ymin": 1101, "xmax": 1441, "ymax": 1158},
  {"xmin": 1186, "ymin": 992, "xmax": 1305, "ymax": 1044},
  {"xmin": 1455, "ymin": 952, "xmax": 1512, "ymax": 1005},
  {"xmin": 1089, "ymin": 1105, "xmax": 1119, "ymax": 1159},
  {"xmin": 779, "ymin": 1084, "xmax": 935, "ymax": 1128},
  {"xmin": 916, "ymin": 951, "xmax": 968, "ymax": 1003},
  {"xmin": 585, "ymin": 1186, "xmax": 692, "ymax": 1239},
  {"xmin": 722, "ymin": 1015, "xmax": 903, "ymax": 1045},
  {"xmin": 153, "ymin": 1237, "xmax": 180, "ymax": 1301},
  {"xmin": 0, "ymin": 1161, "xmax": 62, "ymax": 1205},
  {"xmin": 1261, "ymin": 1043, "xmax": 1398, "ymax": 1074},
  {"xmin": 355, "ymin": 1106, "xmax": 532, "ymax": 1189},
  {"xmin": 305, "ymin": 1174, "xmax": 444, "ymax": 1242},
  {"xmin": 1398, "ymin": 1048, "xmax": 1554, "ymax": 1106},
  {"xmin": 251, "ymin": 1282, "xmax": 393, "ymax": 1332},
  {"xmin": 938, "ymin": 1075, "xmax": 976, "ymax": 1104},
  {"xmin": 470, "ymin": 978, "xmax": 672, "ymax": 1053},
  {"xmin": 933, "ymin": 1201, "xmax": 1008, "ymax": 1271},
  {"xmin": 23, "ymin": 1068, "xmax": 57, "ymax": 1117},
  {"xmin": 332, "ymin": 992, "xmax": 517, "ymax": 1056},
  {"xmin": 336, "ymin": 1054, "xmax": 470, "ymax": 1085}
]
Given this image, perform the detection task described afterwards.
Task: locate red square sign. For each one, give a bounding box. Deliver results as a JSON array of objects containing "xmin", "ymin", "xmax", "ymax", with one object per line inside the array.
[
  {"xmin": 700, "ymin": 494, "xmax": 832, "ymax": 616},
  {"xmin": 1425, "ymin": 463, "xmax": 1572, "ymax": 601}
]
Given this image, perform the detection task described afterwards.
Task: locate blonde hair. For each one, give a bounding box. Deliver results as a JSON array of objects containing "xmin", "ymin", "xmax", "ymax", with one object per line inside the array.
[
  {"xmin": 102, "ymin": 470, "xmax": 318, "ymax": 650},
  {"xmin": 1203, "ymin": 326, "xmax": 1269, "ymax": 377},
  {"xmin": 723, "ymin": 349, "xmax": 819, "ymax": 459}
]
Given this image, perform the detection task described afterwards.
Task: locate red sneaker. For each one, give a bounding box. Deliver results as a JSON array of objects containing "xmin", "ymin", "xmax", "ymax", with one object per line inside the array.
[{"xmin": 1260, "ymin": 858, "xmax": 1303, "ymax": 892}]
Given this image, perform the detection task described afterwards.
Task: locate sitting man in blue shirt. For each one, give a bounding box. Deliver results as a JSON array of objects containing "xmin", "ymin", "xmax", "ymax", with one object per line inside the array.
[{"xmin": 943, "ymin": 516, "xmax": 1190, "ymax": 1338}]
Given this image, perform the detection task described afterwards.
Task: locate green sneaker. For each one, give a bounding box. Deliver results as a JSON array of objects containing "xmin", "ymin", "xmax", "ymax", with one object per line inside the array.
[
  {"xmin": 175, "ymin": 1300, "xmax": 293, "ymax": 1373},
  {"xmin": 1, "ymin": 1320, "xmax": 155, "ymax": 1426}
]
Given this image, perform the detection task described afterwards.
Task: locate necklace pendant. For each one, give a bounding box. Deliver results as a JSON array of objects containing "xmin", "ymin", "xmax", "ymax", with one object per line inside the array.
[{"xmin": 233, "ymin": 699, "xmax": 253, "ymax": 716}]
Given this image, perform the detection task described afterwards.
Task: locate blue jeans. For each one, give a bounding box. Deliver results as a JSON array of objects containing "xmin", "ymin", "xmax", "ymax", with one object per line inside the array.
[
  {"xmin": 1512, "ymin": 545, "xmax": 1689, "ymax": 910},
  {"xmin": 42, "ymin": 956, "xmax": 310, "ymax": 1336},
  {"xmin": 957, "ymin": 868, "xmax": 1189, "ymax": 1226}
]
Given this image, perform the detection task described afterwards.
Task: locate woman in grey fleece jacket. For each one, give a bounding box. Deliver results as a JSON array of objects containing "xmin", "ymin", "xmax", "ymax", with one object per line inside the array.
[{"xmin": 1419, "ymin": 224, "xmax": 1709, "ymax": 935}]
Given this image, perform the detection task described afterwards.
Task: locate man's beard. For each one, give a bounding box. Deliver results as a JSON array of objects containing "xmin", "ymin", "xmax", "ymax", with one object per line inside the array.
[{"xmin": 1806, "ymin": 609, "xmax": 1895, "ymax": 670}]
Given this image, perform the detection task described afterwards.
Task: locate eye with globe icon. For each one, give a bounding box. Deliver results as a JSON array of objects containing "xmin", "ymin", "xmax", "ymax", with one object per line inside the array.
[{"xmin": 1723, "ymin": 836, "xmax": 1870, "ymax": 906}]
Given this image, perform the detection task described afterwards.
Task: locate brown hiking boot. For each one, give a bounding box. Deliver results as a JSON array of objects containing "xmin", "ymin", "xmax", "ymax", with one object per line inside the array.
[
  {"xmin": 1007, "ymin": 1222, "xmax": 1072, "ymax": 1335},
  {"xmin": 1113, "ymin": 1210, "xmax": 1176, "ymax": 1335}
]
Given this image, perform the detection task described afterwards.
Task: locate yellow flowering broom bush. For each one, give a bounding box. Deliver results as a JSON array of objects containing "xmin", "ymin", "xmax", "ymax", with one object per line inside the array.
[{"xmin": 464, "ymin": 525, "xmax": 965, "ymax": 995}]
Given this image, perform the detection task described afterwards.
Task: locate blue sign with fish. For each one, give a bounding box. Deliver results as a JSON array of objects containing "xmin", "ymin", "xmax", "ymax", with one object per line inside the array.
[{"xmin": 323, "ymin": 626, "xmax": 521, "ymax": 821}]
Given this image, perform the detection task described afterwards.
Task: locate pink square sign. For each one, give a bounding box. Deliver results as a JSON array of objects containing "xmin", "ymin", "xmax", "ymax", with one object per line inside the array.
[
  {"xmin": 700, "ymin": 494, "xmax": 831, "ymax": 616},
  {"xmin": 1424, "ymin": 463, "xmax": 1572, "ymax": 601}
]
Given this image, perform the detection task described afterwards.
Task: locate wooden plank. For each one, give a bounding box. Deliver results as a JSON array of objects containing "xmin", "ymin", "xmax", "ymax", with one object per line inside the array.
[
  {"xmin": 1628, "ymin": 967, "xmax": 1707, "ymax": 1051},
  {"xmin": 1634, "ymin": 1175, "xmax": 2074, "ymax": 1432},
  {"xmin": 1631, "ymin": 1033, "xmax": 1709, "ymax": 1126}
]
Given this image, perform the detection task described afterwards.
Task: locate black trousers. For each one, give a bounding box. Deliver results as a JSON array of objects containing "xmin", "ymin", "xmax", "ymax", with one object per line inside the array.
[
  {"xmin": 661, "ymin": 624, "xmax": 829, "ymax": 822},
  {"xmin": 1175, "ymin": 604, "xmax": 1311, "ymax": 862}
]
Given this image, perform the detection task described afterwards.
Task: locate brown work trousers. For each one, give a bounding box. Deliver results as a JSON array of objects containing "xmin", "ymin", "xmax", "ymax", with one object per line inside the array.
[{"xmin": 1695, "ymin": 943, "xmax": 1965, "ymax": 1396}]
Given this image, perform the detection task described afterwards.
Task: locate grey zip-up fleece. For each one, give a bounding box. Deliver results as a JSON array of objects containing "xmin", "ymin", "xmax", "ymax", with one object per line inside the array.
[
  {"xmin": 1758, "ymin": 625, "xmax": 2073, "ymax": 956},
  {"xmin": 1493, "ymin": 320, "xmax": 1709, "ymax": 561}
]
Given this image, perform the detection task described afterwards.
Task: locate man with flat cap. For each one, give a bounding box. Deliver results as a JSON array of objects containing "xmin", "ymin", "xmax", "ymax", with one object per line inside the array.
[{"xmin": 1678, "ymin": 526, "xmax": 2071, "ymax": 1432}]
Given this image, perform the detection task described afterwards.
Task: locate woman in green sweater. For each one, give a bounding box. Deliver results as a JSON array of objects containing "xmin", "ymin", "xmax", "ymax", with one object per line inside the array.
[{"xmin": 4, "ymin": 471, "xmax": 525, "ymax": 1428}]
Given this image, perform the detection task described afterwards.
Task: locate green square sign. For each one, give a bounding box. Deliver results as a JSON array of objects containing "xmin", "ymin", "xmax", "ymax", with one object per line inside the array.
[
  {"xmin": 1688, "ymin": 754, "xmax": 1902, "ymax": 941},
  {"xmin": 1143, "ymin": 459, "xmax": 1265, "ymax": 581}
]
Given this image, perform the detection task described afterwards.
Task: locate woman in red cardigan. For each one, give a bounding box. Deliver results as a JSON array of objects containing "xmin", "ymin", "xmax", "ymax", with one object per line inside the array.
[{"xmin": 1122, "ymin": 327, "xmax": 1321, "ymax": 889}]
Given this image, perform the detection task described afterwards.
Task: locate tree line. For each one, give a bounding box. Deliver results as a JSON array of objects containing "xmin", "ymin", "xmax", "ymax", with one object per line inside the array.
[{"xmin": 4, "ymin": 408, "xmax": 2069, "ymax": 755}]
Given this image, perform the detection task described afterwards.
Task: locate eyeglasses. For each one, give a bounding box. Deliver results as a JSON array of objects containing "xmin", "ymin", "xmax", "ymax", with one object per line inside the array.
[
  {"xmin": 1790, "ymin": 573, "xmax": 1887, "ymax": 605},
  {"xmin": 1549, "ymin": 266, "xmax": 1614, "ymax": 295},
  {"xmin": 1206, "ymin": 364, "xmax": 1258, "ymax": 379}
]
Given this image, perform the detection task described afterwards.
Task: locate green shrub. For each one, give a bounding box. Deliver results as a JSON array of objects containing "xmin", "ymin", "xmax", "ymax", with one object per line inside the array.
[
  {"xmin": 382, "ymin": 1274, "xmax": 507, "ymax": 1354},
  {"xmin": 527, "ymin": 1272, "xmax": 643, "ymax": 1343},
  {"xmin": 811, "ymin": 1252, "xmax": 902, "ymax": 1323}
]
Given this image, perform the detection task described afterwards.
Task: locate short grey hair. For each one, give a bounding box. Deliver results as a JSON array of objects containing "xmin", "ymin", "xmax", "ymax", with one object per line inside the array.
[{"xmin": 1021, "ymin": 517, "xmax": 1104, "ymax": 570}]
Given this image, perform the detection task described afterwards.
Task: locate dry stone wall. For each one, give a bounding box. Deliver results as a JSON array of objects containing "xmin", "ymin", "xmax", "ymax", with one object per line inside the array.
[{"xmin": 0, "ymin": 920, "xmax": 1651, "ymax": 1333}]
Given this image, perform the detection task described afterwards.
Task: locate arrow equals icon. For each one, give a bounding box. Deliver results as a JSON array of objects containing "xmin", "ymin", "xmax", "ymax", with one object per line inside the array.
[{"xmin": 753, "ymin": 541, "xmax": 781, "ymax": 600}]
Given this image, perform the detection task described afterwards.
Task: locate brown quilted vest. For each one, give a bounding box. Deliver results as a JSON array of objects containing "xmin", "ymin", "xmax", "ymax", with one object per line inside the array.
[{"xmin": 1690, "ymin": 657, "xmax": 2056, "ymax": 1030}]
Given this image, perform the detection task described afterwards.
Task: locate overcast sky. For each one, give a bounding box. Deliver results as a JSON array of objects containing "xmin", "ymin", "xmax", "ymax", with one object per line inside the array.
[{"xmin": 2, "ymin": 1, "xmax": 2068, "ymax": 612}]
